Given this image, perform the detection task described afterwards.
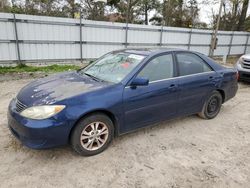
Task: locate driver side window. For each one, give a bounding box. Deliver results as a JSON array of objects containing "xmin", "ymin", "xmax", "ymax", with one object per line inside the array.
[{"xmin": 138, "ymin": 54, "xmax": 174, "ymax": 82}]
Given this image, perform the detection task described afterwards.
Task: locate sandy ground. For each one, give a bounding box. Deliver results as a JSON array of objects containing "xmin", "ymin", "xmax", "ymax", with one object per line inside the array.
[{"xmin": 0, "ymin": 76, "xmax": 250, "ymax": 188}]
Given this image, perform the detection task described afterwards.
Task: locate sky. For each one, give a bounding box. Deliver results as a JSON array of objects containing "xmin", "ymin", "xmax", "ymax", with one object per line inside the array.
[
  {"xmin": 197, "ymin": 0, "xmax": 250, "ymax": 24},
  {"xmin": 198, "ymin": 0, "xmax": 220, "ymax": 24}
]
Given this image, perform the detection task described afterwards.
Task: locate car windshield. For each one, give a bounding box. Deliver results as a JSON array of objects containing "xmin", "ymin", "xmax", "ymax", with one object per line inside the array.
[{"xmin": 79, "ymin": 52, "xmax": 146, "ymax": 83}]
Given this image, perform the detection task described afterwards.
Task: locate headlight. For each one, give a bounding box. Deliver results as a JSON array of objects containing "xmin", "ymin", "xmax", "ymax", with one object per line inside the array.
[{"xmin": 20, "ymin": 105, "xmax": 65, "ymax": 120}]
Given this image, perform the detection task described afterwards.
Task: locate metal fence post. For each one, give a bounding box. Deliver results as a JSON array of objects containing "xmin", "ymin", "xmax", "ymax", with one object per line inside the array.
[
  {"xmin": 228, "ymin": 31, "xmax": 234, "ymax": 56},
  {"xmin": 244, "ymin": 34, "xmax": 249, "ymax": 54},
  {"xmin": 13, "ymin": 13, "xmax": 21, "ymax": 64},
  {"xmin": 188, "ymin": 28, "xmax": 192, "ymax": 50},
  {"xmin": 79, "ymin": 11, "xmax": 83, "ymax": 63},
  {"xmin": 159, "ymin": 25, "xmax": 163, "ymax": 47},
  {"xmin": 124, "ymin": 23, "xmax": 128, "ymax": 48}
]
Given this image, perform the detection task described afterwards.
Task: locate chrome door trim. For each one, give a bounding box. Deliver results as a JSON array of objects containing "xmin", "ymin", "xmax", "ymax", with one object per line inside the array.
[{"xmin": 125, "ymin": 71, "xmax": 216, "ymax": 89}]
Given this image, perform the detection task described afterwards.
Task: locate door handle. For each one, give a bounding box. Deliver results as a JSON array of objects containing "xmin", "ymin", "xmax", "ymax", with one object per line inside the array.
[
  {"xmin": 208, "ymin": 76, "xmax": 216, "ymax": 82},
  {"xmin": 168, "ymin": 84, "xmax": 178, "ymax": 91}
]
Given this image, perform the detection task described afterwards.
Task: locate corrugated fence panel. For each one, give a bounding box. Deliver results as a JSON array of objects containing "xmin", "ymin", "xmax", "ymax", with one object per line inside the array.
[
  {"xmin": 230, "ymin": 32, "xmax": 248, "ymax": 55},
  {"xmin": 82, "ymin": 20, "xmax": 125, "ymax": 43},
  {"xmin": 231, "ymin": 46, "xmax": 245, "ymax": 55},
  {"xmin": 0, "ymin": 12, "xmax": 250, "ymax": 62},
  {"xmin": 0, "ymin": 43, "xmax": 17, "ymax": 61},
  {"xmin": 217, "ymin": 32, "xmax": 232, "ymax": 44},
  {"xmin": 82, "ymin": 44, "xmax": 122, "ymax": 59},
  {"xmin": 19, "ymin": 43, "xmax": 80, "ymax": 60},
  {"xmin": 17, "ymin": 22, "xmax": 79, "ymax": 41},
  {"xmin": 128, "ymin": 24, "xmax": 161, "ymax": 44},
  {"xmin": 162, "ymin": 27, "xmax": 190, "ymax": 46},
  {"xmin": 190, "ymin": 29, "xmax": 212, "ymax": 55},
  {"xmin": 0, "ymin": 13, "xmax": 17, "ymax": 61},
  {"xmin": 246, "ymin": 46, "xmax": 250, "ymax": 54},
  {"xmin": 0, "ymin": 21, "xmax": 15, "ymax": 40},
  {"xmin": 246, "ymin": 36, "xmax": 250, "ymax": 54},
  {"xmin": 214, "ymin": 31, "xmax": 231, "ymax": 56},
  {"xmin": 232, "ymin": 33, "xmax": 248, "ymax": 44},
  {"xmin": 15, "ymin": 14, "xmax": 80, "ymax": 60},
  {"xmin": 214, "ymin": 46, "xmax": 230, "ymax": 56},
  {"xmin": 191, "ymin": 29, "xmax": 212, "ymax": 45}
]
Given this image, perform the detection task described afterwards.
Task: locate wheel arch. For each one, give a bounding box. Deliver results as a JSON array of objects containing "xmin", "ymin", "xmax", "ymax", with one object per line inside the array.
[
  {"xmin": 216, "ymin": 89, "xmax": 225, "ymax": 103},
  {"xmin": 68, "ymin": 109, "xmax": 119, "ymax": 143}
]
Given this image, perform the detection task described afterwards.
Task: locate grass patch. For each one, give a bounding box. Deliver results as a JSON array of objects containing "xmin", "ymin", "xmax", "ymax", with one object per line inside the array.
[{"xmin": 0, "ymin": 64, "xmax": 81, "ymax": 74}]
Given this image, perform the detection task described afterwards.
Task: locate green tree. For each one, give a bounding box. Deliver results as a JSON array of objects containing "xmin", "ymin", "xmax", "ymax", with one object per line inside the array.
[
  {"xmin": 136, "ymin": 0, "xmax": 160, "ymax": 25},
  {"xmin": 237, "ymin": 0, "xmax": 249, "ymax": 30},
  {"xmin": 213, "ymin": 0, "xmax": 250, "ymax": 31},
  {"xmin": 80, "ymin": 0, "xmax": 107, "ymax": 21},
  {"xmin": 150, "ymin": 0, "xmax": 200, "ymax": 28}
]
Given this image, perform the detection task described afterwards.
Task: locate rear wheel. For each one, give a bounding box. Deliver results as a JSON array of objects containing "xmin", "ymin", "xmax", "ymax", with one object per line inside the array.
[
  {"xmin": 70, "ymin": 113, "xmax": 114, "ymax": 156},
  {"xmin": 198, "ymin": 91, "xmax": 222, "ymax": 119}
]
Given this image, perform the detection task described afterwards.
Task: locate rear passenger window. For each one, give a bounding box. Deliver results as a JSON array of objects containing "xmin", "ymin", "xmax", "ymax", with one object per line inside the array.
[
  {"xmin": 176, "ymin": 53, "xmax": 212, "ymax": 76},
  {"xmin": 138, "ymin": 54, "xmax": 174, "ymax": 82}
]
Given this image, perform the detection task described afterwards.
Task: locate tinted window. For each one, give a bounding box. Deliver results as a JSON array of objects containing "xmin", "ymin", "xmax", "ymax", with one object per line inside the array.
[
  {"xmin": 176, "ymin": 53, "xmax": 212, "ymax": 76},
  {"xmin": 138, "ymin": 54, "xmax": 174, "ymax": 82}
]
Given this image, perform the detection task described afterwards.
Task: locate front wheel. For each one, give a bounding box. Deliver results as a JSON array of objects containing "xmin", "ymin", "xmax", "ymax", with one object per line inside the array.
[
  {"xmin": 70, "ymin": 113, "xmax": 114, "ymax": 156},
  {"xmin": 198, "ymin": 91, "xmax": 222, "ymax": 119}
]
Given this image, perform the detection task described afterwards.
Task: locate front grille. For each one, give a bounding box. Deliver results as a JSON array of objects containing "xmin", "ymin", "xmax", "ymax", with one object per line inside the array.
[
  {"xmin": 15, "ymin": 99, "xmax": 27, "ymax": 112},
  {"xmin": 242, "ymin": 62, "xmax": 250, "ymax": 69},
  {"xmin": 242, "ymin": 60, "xmax": 250, "ymax": 69}
]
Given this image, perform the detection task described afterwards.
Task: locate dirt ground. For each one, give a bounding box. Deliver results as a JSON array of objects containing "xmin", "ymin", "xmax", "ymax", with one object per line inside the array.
[{"xmin": 0, "ymin": 75, "xmax": 250, "ymax": 188}]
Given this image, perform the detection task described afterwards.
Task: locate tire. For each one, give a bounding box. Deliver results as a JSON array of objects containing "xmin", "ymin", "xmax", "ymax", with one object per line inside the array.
[
  {"xmin": 198, "ymin": 91, "xmax": 222, "ymax": 119},
  {"xmin": 70, "ymin": 113, "xmax": 114, "ymax": 156}
]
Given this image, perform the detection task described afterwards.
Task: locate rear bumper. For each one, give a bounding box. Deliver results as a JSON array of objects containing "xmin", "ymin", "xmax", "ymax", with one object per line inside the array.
[{"xmin": 7, "ymin": 99, "xmax": 71, "ymax": 149}]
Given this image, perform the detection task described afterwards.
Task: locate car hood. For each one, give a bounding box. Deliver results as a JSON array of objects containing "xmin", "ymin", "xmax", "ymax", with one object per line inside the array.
[
  {"xmin": 241, "ymin": 54, "xmax": 250, "ymax": 60},
  {"xmin": 17, "ymin": 71, "xmax": 110, "ymax": 106}
]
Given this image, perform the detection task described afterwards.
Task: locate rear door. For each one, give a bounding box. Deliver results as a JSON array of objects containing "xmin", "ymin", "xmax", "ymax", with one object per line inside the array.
[{"xmin": 175, "ymin": 52, "xmax": 219, "ymax": 116}]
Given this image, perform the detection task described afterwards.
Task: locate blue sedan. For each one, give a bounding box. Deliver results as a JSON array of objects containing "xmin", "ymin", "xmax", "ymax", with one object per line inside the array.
[{"xmin": 8, "ymin": 48, "xmax": 238, "ymax": 156}]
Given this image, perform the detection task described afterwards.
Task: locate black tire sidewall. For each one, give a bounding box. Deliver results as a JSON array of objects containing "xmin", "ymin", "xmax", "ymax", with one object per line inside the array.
[
  {"xmin": 71, "ymin": 113, "xmax": 114, "ymax": 156},
  {"xmin": 204, "ymin": 91, "xmax": 222, "ymax": 119}
]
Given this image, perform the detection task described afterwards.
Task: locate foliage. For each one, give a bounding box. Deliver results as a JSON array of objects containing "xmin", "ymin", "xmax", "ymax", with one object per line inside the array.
[
  {"xmin": 211, "ymin": 0, "xmax": 250, "ymax": 31},
  {"xmin": 0, "ymin": 0, "xmax": 249, "ymax": 31}
]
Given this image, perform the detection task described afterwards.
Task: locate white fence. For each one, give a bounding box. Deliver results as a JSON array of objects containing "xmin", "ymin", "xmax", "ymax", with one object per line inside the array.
[{"xmin": 0, "ymin": 12, "xmax": 250, "ymax": 63}]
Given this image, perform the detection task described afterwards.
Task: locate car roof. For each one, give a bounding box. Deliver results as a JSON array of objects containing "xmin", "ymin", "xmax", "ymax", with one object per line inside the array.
[
  {"xmin": 114, "ymin": 48, "xmax": 225, "ymax": 72},
  {"xmin": 113, "ymin": 48, "xmax": 189, "ymax": 56}
]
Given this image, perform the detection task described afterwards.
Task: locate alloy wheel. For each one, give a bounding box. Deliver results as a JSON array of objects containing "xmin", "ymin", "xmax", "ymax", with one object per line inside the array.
[{"xmin": 80, "ymin": 122, "xmax": 109, "ymax": 151}]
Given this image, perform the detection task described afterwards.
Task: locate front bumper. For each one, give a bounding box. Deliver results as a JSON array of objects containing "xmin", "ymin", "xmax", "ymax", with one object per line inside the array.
[
  {"xmin": 236, "ymin": 62, "xmax": 250, "ymax": 82},
  {"xmin": 7, "ymin": 99, "xmax": 71, "ymax": 149},
  {"xmin": 238, "ymin": 71, "xmax": 250, "ymax": 82}
]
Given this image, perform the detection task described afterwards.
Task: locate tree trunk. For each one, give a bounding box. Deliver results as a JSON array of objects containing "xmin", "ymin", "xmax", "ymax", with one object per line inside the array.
[
  {"xmin": 126, "ymin": 0, "xmax": 131, "ymax": 23},
  {"xmin": 231, "ymin": 1, "xmax": 239, "ymax": 31},
  {"xmin": 145, "ymin": 4, "xmax": 148, "ymax": 25},
  {"xmin": 237, "ymin": 0, "xmax": 249, "ymax": 31}
]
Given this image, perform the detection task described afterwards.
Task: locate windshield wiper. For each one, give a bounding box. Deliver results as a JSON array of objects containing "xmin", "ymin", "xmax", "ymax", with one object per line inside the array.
[{"xmin": 83, "ymin": 73, "xmax": 104, "ymax": 82}]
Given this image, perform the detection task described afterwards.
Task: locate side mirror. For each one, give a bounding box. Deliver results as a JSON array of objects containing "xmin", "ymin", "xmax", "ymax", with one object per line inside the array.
[{"xmin": 130, "ymin": 77, "xmax": 149, "ymax": 87}]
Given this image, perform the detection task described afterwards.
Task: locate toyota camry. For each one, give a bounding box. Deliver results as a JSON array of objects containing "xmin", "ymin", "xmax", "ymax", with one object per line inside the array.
[{"xmin": 8, "ymin": 48, "xmax": 238, "ymax": 156}]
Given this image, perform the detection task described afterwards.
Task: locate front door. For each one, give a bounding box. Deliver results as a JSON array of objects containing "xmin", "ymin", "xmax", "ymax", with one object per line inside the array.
[{"xmin": 122, "ymin": 53, "xmax": 179, "ymax": 133}]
